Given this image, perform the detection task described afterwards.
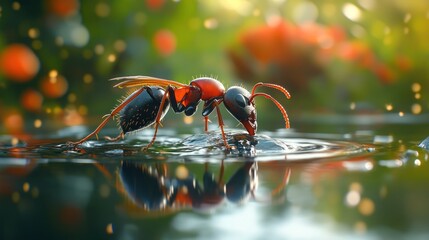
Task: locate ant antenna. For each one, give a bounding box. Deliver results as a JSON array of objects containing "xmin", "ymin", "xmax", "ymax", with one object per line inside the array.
[
  {"xmin": 250, "ymin": 93, "xmax": 290, "ymax": 129},
  {"xmin": 251, "ymin": 82, "xmax": 291, "ymax": 99},
  {"xmin": 249, "ymin": 82, "xmax": 291, "ymax": 129}
]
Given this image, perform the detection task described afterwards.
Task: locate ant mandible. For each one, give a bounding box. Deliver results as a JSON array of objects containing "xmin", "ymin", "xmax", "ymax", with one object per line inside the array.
[{"xmin": 70, "ymin": 76, "xmax": 291, "ymax": 150}]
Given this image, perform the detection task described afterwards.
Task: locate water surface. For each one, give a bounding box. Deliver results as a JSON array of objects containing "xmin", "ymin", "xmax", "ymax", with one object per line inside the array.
[{"xmin": 1, "ymin": 123, "xmax": 429, "ymax": 239}]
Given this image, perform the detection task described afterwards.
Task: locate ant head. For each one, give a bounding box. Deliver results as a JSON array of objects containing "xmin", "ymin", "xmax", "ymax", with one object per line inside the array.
[{"xmin": 223, "ymin": 86, "xmax": 257, "ymax": 135}]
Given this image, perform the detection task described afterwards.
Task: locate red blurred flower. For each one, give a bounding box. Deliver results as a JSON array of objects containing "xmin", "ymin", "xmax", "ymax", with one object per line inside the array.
[
  {"xmin": 21, "ymin": 89, "xmax": 44, "ymax": 112},
  {"xmin": 46, "ymin": 0, "xmax": 79, "ymax": 17},
  {"xmin": 40, "ymin": 74, "xmax": 69, "ymax": 98},
  {"xmin": 153, "ymin": 30, "xmax": 176, "ymax": 57},
  {"xmin": 228, "ymin": 20, "xmax": 395, "ymax": 93},
  {"xmin": 146, "ymin": 0, "xmax": 165, "ymax": 11},
  {"xmin": 0, "ymin": 44, "xmax": 40, "ymax": 82}
]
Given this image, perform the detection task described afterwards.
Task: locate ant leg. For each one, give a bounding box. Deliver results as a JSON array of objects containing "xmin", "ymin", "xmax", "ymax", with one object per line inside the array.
[
  {"xmin": 104, "ymin": 132, "xmax": 124, "ymax": 142},
  {"xmin": 218, "ymin": 159, "xmax": 224, "ymax": 184},
  {"xmin": 70, "ymin": 87, "xmax": 147, "ymax": 146},
  {"xmin": 213, "ymin": 100, "xmax": 231, "ymax": 149},
  {"xmin": 251, "ymin": 82, "xmax": 291, "ymax": 99},
  {"xmin": 94, "ymin": 162, "xmax": 114, "ymax": 180},
  {"xmin": 271, "ymin": 167, "xmax": 291, "ymax": 197},
  {"xmin": 204, "ymin": 116, "xmax": 210, "ymax": 132},
  {"xmin": 142, "ymin": 88, "xmax": 170, "ymax": 151},
  {"xmin": 250, "ymin": 93, "xmax": 290, "ymax": 129}
]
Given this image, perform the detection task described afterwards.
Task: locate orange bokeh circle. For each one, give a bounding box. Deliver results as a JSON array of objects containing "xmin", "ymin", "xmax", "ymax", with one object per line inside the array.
[
  {"xmin": 21, "ymin": 89, "xmax": 44, "ymax": 112},
  {"xmin": 0, "ymin": 44, "xmax": 40, "ymax": 82},
  {"xmin": 153, "ymin": 30, "xmax": 176, "ymax": 57},
  {"xmin": 41, "ymin": 75, "xmax": 69, "ymax": 98}
]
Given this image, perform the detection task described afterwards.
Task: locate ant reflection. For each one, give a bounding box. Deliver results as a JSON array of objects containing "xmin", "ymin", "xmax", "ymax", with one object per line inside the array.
[{"xmin": 114, "ymin": 160, "xmax": 290, "ymax": 213}]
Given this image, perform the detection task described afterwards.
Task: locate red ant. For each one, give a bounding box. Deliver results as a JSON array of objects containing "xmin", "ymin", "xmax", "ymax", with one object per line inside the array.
[{"xmin": 70, "ymin": 76, "xmax": 291, "ymax": 150}]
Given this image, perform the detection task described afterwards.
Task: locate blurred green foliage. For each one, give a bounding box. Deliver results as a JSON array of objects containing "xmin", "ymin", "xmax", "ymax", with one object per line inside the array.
[{"xmin": 0, "ymin": 0, "xmax": 428, "ymax": 133}]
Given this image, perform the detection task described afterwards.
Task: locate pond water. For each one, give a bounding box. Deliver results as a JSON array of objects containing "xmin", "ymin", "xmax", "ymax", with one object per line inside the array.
[{"xmin": 1, "ymin": 118, "xmax": 429, "ymax": 239}]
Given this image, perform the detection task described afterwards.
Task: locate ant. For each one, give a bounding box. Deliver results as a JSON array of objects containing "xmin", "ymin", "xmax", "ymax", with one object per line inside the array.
[{"xmin": 70, "ymin": 76, "xmax": 291, "ymax": 150}]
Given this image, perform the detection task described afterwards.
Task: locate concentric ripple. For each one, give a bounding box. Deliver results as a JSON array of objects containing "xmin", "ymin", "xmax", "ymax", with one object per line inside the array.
[{"xmin": 0, "ymin": 130, "xmax": 371, "ymax": 162}]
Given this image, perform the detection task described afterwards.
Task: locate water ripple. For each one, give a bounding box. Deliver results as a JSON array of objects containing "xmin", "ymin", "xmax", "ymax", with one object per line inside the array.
[{"xmin": 0, "ymin": 130, "xmax": 371, "ymax": 163}]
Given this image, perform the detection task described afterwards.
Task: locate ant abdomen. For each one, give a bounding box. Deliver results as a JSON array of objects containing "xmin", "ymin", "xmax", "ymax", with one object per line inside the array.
[{"xmin": 119, "ymin": 86, "xmax": 170, "ymax": 134}]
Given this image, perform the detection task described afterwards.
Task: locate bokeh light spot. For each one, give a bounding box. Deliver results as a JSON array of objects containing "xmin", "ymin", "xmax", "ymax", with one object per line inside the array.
[
  {"xmin": 357, "ymin": 0, "xmax": 374, "ymax": 10},
  {"xmin": 342, "ymin": 3, "xmax": 362, "ymax": 22},
  {"xmin": 95, "ymin": 2, "xmax": 110, "ymax": 17},
  {"xmin": 12, "ymin": 2, "xmax": 21, "ymax": 11},
  {"xmin": 41, "ymin": 73, "xmax": 69, "ymax": 98},
  {"xmin": 414, "ymin": 93, "xmax": 421, "ymax": 99},
  {"xmin": 153, "ymin": 30, "xmax": 176, "ymax": 56},
  {"xmin": 28, "ymin": 28, "xmax": 39, "ymax": 39},
  {"xmin": 34, "ymin": 119, "xmax": 42, "ymax": 128},
  {"xmin": 183, "ymin": 116, "xmax": 194, "ymax": 125},
  {"xmin": 293, "ymin": 1, "xmax": 318, "ymax": 24},
  {"xmin": 106, "ymin": 223, "xmax": 114, "ymax": 234},
  {"xmin": 23, "ymin": 182, "xmax": 30, "ymax": 192},
  {"xmin": 83, "ymin": 74, "xmax": 93, "ymax": 84},
  {"xmin": 49, "ymin": 69, "xmax": 58, "ymax": 78},
  {"xmin": 411, "ymin": 103, "xmax": 422, "ymax": 115},
  {"xmin": 68, "ymin": 93, "xmax": 77, "ymax": 103},
  {"xmin": 175, "ymin": 165, "xmax": 189, "ymax": 180},
  {"xmin": 358, "ymin": 198, "xmax": 375, "ymax": 216},
  {"xmin": 204, "ymin": 18, "xmax": 219, "ymax": 29},
  {"xmin": 21, "ymin": 89, "xmax": 43, "ymax": 112},
  {"xmin": 0, "ymin": 44, "xmax": 40, "ymax": 82},
  {"xmin": 345, "ymin": 190, "xmax": 361, "ymax": 207},
  {"xmin": 404, "ymin": 13, "xmax": 412, "ymax": 23},
  {"xmin": 411, "ymin": 82, "xmax": 421, "ymax": 92},
  {"xmin": 95, "ymin": 44, "xmax": 104, "ymax": 55},
  {"xmin": 107, "ymin": 54, "xmax": 117, "ymax": 63},
  {"xmin": 4, "ymin": 112, "xmax": 24, "ymax": 134},
  {"xmin": 385, "ymin": 104, "xmax": 393, "ymax": 111},
  {"xmin": 114, "ymin": 40, "xmax": 127, "ymax": 53}
]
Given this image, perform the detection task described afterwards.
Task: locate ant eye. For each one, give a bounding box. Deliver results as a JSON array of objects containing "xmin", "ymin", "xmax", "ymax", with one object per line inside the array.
[{"xmin": 235, "ymin": 94, "xmax": 247, "ymax": 108}]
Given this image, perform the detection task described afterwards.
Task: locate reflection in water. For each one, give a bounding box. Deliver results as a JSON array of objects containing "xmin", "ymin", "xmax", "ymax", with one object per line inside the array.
[
  {"xmin": 116, "ymin": 160, "xmax": 290, "ymax": 214},
  {"xmin": 1, "ymin": 128, "xmax": 429, "ymax": 239}
]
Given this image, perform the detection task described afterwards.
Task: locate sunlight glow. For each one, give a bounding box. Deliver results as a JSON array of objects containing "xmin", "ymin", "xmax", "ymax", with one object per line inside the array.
[{"xmin": 342, "ymin": 3, "xmax": 362, "ymax": 22}]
